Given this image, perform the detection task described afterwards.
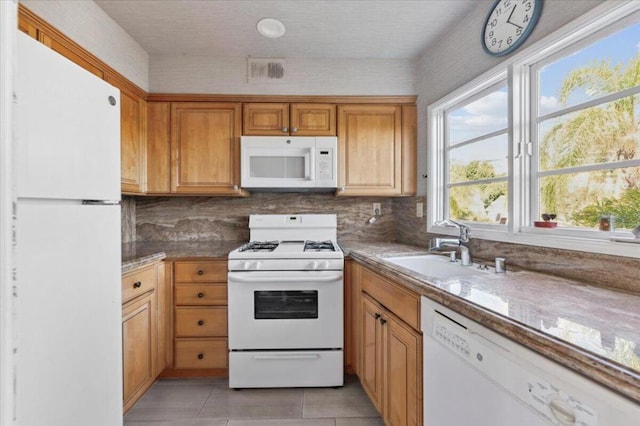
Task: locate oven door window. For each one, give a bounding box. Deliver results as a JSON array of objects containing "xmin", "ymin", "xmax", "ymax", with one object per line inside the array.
[{"xmin": 254, "ymin": 290, "xmax": 318, "ymax": 319}]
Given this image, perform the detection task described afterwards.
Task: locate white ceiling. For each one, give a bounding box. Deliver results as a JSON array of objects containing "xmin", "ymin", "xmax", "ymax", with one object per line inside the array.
[{"xmin": 94, "ymin": 0, "xmax": 480, "ymax": 59}]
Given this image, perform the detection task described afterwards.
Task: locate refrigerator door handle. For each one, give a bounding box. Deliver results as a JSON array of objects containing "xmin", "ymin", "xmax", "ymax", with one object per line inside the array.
[{"xmin": 82, "ymin": 200, "xmax": 121, "ymax": 206}]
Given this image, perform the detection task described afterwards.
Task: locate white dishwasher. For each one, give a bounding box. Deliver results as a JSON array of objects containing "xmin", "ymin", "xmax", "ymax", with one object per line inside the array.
[{"xmin": 421, "ymin": 297, "xmax": 640, "ymax": 425}]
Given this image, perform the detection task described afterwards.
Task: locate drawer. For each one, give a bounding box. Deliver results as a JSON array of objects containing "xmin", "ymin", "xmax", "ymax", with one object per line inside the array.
[
  {"xmin": 361, "ymin": 268, "xmax": 419, "ymax": 330},
  {"xmin": 175, "ymin": 307, "xmax": 227, "ymax": 337},
  {"xmin": 122, "ymin": 264, "xmax": 157, "ymax": 303},
  {"xmin": 174, "ymin": 260, "xmax": 227, "ymax": 283},
  {"xmin": 174, "ymin": 338, "xmax": 228, "ymax": 369},
  {"xmin": 175, "ymin": 284, "xmax": 227, "ymax": 306}
]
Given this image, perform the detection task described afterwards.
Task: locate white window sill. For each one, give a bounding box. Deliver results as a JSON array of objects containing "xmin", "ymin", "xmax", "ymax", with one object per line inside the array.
[{"xmin": 429, "ymin": 225, "xmax": 640, "ymax": 259}]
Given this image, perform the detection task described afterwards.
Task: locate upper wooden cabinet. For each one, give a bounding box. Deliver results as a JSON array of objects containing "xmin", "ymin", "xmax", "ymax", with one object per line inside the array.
[
  {"xmin": 171, "ymin": 103, "xmax": 245, "ymax": 195},
  {"xmin": 146, "ymin": 102, "xmax": 171, "ymax": 194},
  {"xmin": 338, "ymin": 104, "xmax": 417, "ymax": 196},
  {"xmin": 107, "ymin": 75, "xmax": 147, "ymax": 194},
  {"xmin": 243, "ymin": 103, "xmax": 336, "ymax": 136}
]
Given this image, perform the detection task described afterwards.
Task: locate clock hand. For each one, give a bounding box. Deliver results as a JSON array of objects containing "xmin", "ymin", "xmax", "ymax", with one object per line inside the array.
[{"xmin": 506, "ymin": 5, "xmax": 523, "ymax": 29}]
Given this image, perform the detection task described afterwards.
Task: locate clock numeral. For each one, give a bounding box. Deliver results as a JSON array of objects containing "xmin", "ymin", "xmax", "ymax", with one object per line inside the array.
[
  {"xmin": 507, "ymin": 36, "xmax": 513, "ymax": 45},
  {"xmin": 525, "ymin": 2, "xmax": 532, "ymax": 12},
  {"xmin": 504, "ymin": 0, "xmax": 512, "ymax": 7},
  {"xmin": 523, "ymin": 14, "xmax": 530, "ymax": 24},
  {"xmin": 488, "ymin": 31, "xmax": 494, "ymax": 38},
  {"xmin": 492, "ymin": 38, "xmax": 497, "ymax": 47},
  {"xmin": 490, "ymin": 18, "xmax": 498, "ymax": 28},
  {"xmin": 516, "ymin": 27, "xmax": 522, "ymax": 36}
]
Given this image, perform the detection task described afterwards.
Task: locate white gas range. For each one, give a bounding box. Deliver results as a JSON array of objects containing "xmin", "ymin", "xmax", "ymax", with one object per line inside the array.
[{"xmin": 227, "ymin": 214, "xmax": 344, "ymax": 388}]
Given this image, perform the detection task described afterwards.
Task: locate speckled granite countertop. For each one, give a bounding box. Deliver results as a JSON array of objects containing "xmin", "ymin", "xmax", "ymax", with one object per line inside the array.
[
  {"xmin": 341, "ymin": 240, "xmax": 640, "ymax": 404},
  {"xmin": 122, "ymin": 241, "xmax": 245, "ymax": 273}
]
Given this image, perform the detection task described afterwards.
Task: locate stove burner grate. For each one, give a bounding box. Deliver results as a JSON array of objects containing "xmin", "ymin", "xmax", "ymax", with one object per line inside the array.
[
  {"xmin": 304, "ymin": 240, "xmax": 335, "ymax": 252},
  {"xmin": 239, "ymin": 241, "xmax": 279, "ymax": 252}
]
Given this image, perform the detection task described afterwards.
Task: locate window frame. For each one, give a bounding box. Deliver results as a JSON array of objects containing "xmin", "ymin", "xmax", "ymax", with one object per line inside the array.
[{"xmin": 427, "ymin": 1, "xmax": 640, "ymax": 258}]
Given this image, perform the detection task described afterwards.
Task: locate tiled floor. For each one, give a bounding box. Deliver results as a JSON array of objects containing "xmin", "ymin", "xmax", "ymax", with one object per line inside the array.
[{"xmin": 124, "ymin": 376, "xmax": 383, "ymax": 426}]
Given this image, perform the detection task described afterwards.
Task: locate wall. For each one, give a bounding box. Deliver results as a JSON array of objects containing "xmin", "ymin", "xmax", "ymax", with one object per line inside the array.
[
  {"xmin": 150, "ymin": 56, "xmax": 417, "ymax": 95},
  {"xmin": 135, "ymin": 194, "xmax": 395, "ymax": 243},
  {"xmin": 20, "ymin": 0, "xmax": 149, "ymax": 91}
]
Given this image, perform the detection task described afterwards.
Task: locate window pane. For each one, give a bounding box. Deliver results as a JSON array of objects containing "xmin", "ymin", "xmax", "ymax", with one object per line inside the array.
[
  {"xmin": 449, "ymin": 182, "xmax": 508, "ymax": 224},
  {"xmin": 449, "ymin": 134, "xmax": 508, "ymax": 184},
  {"xmin": 448, "ymin": 86, "xmax": 508, "ymax": 144},
  {"xmin": 538, "ymin": 22, "xmax": 640, "ymax": 116},
  {"xmin": 538, "ymin": 97, "xmax": 640, "ymax": 172},
  {"xmin": 538, "ymin": 167, "xmax": 640, "ymax": 229}
]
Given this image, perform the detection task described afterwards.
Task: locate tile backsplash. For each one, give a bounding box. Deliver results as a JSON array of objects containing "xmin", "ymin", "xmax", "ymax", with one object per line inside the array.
[{"xmin": 134, "ymin": 193, "xmax": 395, "ymax": 242}]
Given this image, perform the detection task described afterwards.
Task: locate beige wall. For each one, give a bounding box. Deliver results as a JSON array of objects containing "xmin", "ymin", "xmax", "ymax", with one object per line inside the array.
[
  {"xmin": 20, "ymin": 0, "xmax": 150, "ymax": 90},
  {"xmin": 150, "ymin": 56, "xmax": 417, "ymax": 95}
]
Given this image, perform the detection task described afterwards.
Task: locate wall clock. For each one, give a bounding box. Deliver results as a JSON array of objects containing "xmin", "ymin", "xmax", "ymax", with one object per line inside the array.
[{"xmin": 482, "ymin": 0, "xmax": 543, "ymax": 57}]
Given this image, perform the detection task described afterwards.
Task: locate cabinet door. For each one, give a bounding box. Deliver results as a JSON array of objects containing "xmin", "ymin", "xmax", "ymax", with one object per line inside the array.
[
  {"xmin": 337, "ymin": 105, "xmax": 402, "ymax": 196},
  {"xmin": 243, "ymin": 103, "xmax": 289, "ymax": 135},
  {"xmin": 171, "ymin": 103, "xmax": 243, "ymax": 195},
  {"xmin": 401, "ymin": 105, "xmax": 417, "ymax": 196},
  {"xmin": 290, "ymin": 103, "xmax": 336, "ymax": 136},
  {"xmin": 108, "ymin": 77, "xmax": 146, "ymax": 194},
  {"xmin": 146, "ymin": 102, "xmax": 171, "ymax": 194},
  {"xmin": 360, "ymin": 295, "xmax": 384, "ymax": 413},
  {"xmin": 384, "ymin": 313, "xmax": 422, "ymax": 426},
  {"xmin": 122, "ymin": 291, "xmax": 157, "ymax": 412}
]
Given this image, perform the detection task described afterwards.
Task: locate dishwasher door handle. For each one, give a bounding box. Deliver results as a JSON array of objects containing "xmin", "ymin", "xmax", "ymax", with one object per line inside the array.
[{"xmin": 253, "ymin": 354, "xmax": 320, "ymax": 361}]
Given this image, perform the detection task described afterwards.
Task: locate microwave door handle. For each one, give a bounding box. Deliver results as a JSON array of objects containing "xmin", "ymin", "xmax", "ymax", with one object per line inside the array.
[
  {"xmin": 228, "ymin": 273, "xmax": 343, "ymax": 283},
  {"xmin": 306, "ymin": 151, "xmax": 314, "ymax": 180}
]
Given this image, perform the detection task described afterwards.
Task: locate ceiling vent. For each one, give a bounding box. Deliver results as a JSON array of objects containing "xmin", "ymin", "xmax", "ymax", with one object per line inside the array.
[{"xmin": 248, "ymin": 58, "xmax": 286, "ymax": 84}]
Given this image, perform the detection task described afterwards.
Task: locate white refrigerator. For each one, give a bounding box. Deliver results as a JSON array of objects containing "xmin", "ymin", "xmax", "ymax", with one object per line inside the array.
[{"xmin": 15, "ymin": 32, "xmax": 123, "ymax": 425}]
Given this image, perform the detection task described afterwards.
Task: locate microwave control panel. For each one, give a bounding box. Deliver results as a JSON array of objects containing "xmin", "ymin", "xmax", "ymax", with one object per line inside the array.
[{"xmin": 316, "ymin": 148, "xmax": 334, "ymax": 181}]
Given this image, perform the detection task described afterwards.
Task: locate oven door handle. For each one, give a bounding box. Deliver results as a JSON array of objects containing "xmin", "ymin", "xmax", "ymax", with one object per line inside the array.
[
  {"xmin": 228, "ymin": 272, "xmax": 343, "ymax": 283},
  {"xmin": 253, "ymin": 354, "xmax": 320, "ymax": 361}
]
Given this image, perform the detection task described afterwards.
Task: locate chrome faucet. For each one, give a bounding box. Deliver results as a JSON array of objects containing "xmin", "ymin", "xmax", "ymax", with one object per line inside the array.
[{"xmin": 429, "ymin": 219, "xmax": 472, "ymax": 266}]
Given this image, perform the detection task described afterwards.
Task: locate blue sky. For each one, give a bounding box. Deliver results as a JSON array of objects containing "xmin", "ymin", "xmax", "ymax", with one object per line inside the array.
[{"xmin": 540, "ymin": 21, "xmax": 640, "ymax": 114}]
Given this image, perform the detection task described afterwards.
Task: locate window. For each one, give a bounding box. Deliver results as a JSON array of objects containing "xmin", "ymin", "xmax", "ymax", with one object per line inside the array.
[
  {"xmin": 428, "ymin": 3, "xmax": 640, "ymax": 256},
  {"xmin": 447, "ymin": 83, "xmax": 509, "ymax": 226},
  {"xmin": 532, "ymin": 21, "xmax": 640, "ymax": 231}
]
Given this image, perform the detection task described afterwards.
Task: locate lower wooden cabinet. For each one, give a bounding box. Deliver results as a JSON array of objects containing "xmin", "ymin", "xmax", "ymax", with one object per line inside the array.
[
  {"xmin": 122, "ymin": 261, "xmax": 166, "ymax": 413},
  {"xmin": 172, "ymin": 260, "xmax": 229, "ymax": 374},
  {"xmin": 358, "ymin": 266, "xmax": 422, "ymax": 426},
  {"xmin": 122, "ymin": 290, "xmax": 156, "ymax": 412}
]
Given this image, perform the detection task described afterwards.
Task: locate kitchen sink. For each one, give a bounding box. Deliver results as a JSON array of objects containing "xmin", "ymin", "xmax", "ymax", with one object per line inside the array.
[{"xmin": 384, "ymin": 254, "xmax": 490, "ymax": 278}]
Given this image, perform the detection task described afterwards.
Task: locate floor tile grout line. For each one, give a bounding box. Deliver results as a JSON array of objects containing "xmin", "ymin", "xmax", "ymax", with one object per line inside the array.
[{"xmin": 195, "ymin": 383, "xmax": 217, "ymax": 420}]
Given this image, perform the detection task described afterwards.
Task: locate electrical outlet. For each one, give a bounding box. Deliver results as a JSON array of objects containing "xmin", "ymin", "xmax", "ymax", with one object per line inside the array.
[
  {"xmin": 373, "ymin": 203, "xmax": 381, "ymax": 216},
  {"xmin": 416, "ymin": 202, "xmax": 424, "ymax": 218}
]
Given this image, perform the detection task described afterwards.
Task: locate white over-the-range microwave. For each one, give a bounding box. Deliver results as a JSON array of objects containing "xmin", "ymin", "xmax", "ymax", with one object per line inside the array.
[{"xmin": 240, "ymin": 136, "xmax": 338, "ymax": 190}]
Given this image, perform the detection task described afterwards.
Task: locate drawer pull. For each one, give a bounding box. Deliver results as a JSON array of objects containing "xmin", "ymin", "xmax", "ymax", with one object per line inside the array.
[
  {"xmin": 374, "ymin": 313, "xmax": 381, "ymax": 319},
  {"xmin": 197, "ymin": 270, "xmax": 204, "ymax": 275},
  {"xmin": 197, "ymin": 292, "xmax": 205, "ymax": 298},
  {"xmin": 197, "ymin": 353, "xmax": 204, "ymax": 360},
  {"xmin": 197, "ymin": 320, "xmax": 204, "ymax": 326},
  {"xmin": 133, "ymin": 281, "xmax": 142, "ymax": 289},
  {"xmin": 380, "ymin": 318, "xmax": 387, "ymax": 325}
]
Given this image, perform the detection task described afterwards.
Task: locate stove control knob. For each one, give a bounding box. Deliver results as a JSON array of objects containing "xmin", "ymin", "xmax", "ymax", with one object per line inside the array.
[
  {"xmin": 310, "ymin": 261, "xmax": 319, "ymax": 270},
  {"xmin": 320, "ymin": 261, "xmax": 330, "ymax": 269},
  {"xmin": 242, "ymin": 261, "xmax": 251, "ymax": 270},
  {"xmin": 254, "ymin": 261, "xmax": 263, "ymax": 270}
]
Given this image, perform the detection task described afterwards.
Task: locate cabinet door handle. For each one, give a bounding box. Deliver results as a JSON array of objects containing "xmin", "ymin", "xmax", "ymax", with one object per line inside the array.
[
  {"xmin": 374, "ymin": 313, "xmax": 381, "ymax": 319},
  {"xmin": 197, "ymin": 292, "xmax": 205, "ymax": 298},
  {"xmin": 197, "ymin": 320, "xmax": 204, "ymax": 326},
  {"xmin": 380, "ymin": 318, "xmax": 387, "ymax": 325},
  {"xmin": 282, "ymin": 127, "xmax": 288, "ymax": 133},
  {"xmin": 132, "ymin": 281, "xmax": 142, "ymax": 289},
  {"xmin": 197, "ymin": 353, "xmax": 204, "ymax": 360},
  {"xmin": 291, "ymin": 127, "xmax": 298, "ymax": 133},
  {"xmin": 197, "ymin": 270, "xmax": 204, "ymax": 275}
]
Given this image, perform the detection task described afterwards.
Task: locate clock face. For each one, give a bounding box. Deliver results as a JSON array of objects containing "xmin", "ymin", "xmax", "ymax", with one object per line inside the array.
[{"xmin": 482, "ymin": 0, "xmax": 542, "ymax": 57}]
